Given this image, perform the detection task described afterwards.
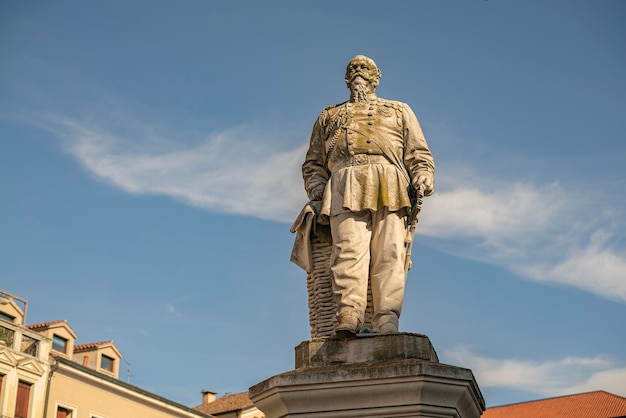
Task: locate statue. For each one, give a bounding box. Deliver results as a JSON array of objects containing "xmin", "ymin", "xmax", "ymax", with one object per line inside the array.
[{"xmin": 291, "ymin": 55, "xmax": 434, "ymax": 338}]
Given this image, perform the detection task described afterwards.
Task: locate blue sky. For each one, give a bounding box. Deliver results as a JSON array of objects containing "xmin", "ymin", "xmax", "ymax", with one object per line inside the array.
[{"xmin": 1, "ymin": 0, "xmax": 625, "ymax": 409}]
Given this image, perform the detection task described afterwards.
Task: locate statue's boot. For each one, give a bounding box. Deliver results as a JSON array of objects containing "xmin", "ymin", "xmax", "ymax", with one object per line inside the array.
[
  {"xmin": 335, "ymin": 314, "xmax": 361, "ymax": 338},
  {"xmin": 378, "ymin": 322, "xmax": 398, "ymax": 334}
]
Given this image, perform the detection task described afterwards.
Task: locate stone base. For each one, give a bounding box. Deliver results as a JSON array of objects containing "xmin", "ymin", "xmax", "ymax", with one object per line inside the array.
[
  {"xmin": 296, "ymin": 332, "xmax": 439, "ymax": 368},
  {"xmin": 249, "ymin": 334, "xmax": 484, "ymax": 418}
]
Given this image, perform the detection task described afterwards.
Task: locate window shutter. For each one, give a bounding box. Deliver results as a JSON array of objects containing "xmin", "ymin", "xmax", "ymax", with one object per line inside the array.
[{"xmin": 15, "ymin": 381, "xmax": 31, "ymax": 418}]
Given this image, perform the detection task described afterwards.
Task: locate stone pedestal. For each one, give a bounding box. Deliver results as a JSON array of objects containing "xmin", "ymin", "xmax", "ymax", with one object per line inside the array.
[{"xmin": 249, "ymin": 333, "xmax": 484, "ymax": 418}]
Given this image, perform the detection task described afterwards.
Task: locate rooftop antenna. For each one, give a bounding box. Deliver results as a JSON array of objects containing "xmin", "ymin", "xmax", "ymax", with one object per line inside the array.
[{"xmin": 125, "ymin": 361, "xmax": 132, "ymax": 383}]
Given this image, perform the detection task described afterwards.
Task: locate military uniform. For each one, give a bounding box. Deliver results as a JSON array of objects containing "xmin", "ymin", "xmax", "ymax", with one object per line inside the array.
[{"xmin": 302, "ymin": 93, "xmax": 434, "ymax": 333}]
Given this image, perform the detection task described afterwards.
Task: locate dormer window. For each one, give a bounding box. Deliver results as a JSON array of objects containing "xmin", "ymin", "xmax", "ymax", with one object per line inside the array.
[
  {"xmin": 52, "ymin": 334, "xmax": 68, "ymax": 354},
  {"xmin": 72, "ymin": 340, "xmax": 122, "ymax": 378},
  {"xmin": 0, "ymin": 312, "xmax": 14, "ymax": 322},
  {"xmin": 100, "ymin": 354, "xmax": 114, "ymax": 372}
]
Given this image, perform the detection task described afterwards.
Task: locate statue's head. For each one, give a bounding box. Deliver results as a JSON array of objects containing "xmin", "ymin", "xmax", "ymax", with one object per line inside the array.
[{"xmin": 345, "ymin": 55, "xmax": 381, "ymax": 90}]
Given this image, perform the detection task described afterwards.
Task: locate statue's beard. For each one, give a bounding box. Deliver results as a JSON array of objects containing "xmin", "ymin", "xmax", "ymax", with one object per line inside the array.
[{"xmin": 350, "ymin": 83, "xmax": 370, "ymax": 103}]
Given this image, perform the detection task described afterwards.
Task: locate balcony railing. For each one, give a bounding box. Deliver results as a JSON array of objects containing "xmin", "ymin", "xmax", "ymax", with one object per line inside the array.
[
  {"xmin": 0, "ymin": 323, "xmax": 14, "ymax": 346},
  {"xmin": 20, "ymin": 333, "xmax": 39, "ymax": 356},
  {"xmin": 0, "ymin": 321, "xmax": 42, "ymax": 358}
]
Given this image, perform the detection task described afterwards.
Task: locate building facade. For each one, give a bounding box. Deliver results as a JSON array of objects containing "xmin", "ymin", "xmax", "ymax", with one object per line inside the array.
[{"xmin": 0, "ymin": 289, "xmax": 212, "ymax": 418}]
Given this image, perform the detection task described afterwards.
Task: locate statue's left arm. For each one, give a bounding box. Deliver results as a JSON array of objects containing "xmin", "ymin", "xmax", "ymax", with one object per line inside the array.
[
  {"xmin": 402, "ymin": 104, "xmax": 435, "ymax": 196},
  {"xmin": 302, "ymin": 116, "xmax": 330, "ymax": 201}
]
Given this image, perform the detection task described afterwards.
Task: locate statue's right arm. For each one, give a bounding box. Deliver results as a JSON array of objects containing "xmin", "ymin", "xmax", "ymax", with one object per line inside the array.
[{"xmin": 302, "ymin": 117, "xmax": 330, "ymax": 201}]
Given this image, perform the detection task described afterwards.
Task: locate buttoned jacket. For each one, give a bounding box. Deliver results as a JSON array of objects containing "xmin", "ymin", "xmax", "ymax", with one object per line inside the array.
[{"xmin": 303, "ymin": 95, "xmax": 434, "ymax": 216}]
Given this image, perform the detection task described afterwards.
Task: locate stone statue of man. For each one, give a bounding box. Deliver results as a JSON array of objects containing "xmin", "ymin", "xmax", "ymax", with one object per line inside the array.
[{"xmin": 302, "ymin": 55, "xmax": 435, "ymax": 337}]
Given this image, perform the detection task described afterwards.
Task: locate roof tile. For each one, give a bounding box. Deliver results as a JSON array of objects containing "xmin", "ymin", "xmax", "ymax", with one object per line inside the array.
[
  {"xmin": 194, "ymin": 392, "xmax": 255, "ymax": 415},
  {"xmin": 483, "ymin": 391, "xmax": 626, "ymax": 418},
  {"xmin": 74, "ymin": 340, "xmax": 114, "ymax": 352},
  {"xmin": 26, "ymin": 319, "xmax": 68, "ymax": 329}
]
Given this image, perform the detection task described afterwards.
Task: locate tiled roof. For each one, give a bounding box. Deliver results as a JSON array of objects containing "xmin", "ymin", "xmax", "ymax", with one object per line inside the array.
[
  {"xmin": 26, "ymin": 319, "xmax": 67, "ymax": 329},
  {"xmin": 194, "ymin": 392, "xmax": 255, "ymax": 415},
  {"xmin": 483, "ymin": 391, "xmax": 626, "ymax": 418},
  {"xmin": 74, "ymin": 340, "xmax": 114, "ymax": 352}
]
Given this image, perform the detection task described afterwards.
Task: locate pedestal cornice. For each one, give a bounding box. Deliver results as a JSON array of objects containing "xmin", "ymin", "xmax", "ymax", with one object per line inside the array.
[{"xmin": 250, "ymin": 334, "xmax": 485, "ymax": 418}]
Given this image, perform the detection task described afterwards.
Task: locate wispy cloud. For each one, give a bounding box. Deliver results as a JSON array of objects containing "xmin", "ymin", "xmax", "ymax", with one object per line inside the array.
[
  {"xmin": 165, "ymin": 295, "xmax": 197, "ymax": 319},
  {"xmin": 419, "ymin": 170, "xmax": 626, "ymax": 302},
  {"xmin": 166, "ymin": 303, "xmax": 179, "ymax": 316},
  {"xmin": 30, "ymin": 113, "xmax": 626, "ymax": 302},
  {"xmin": 444, "ymin": 346, "xmax": 626, "ymax": 399},
  {"xmin": 34, "ymin": 114, "xmax": 307, "ymax": 222}
]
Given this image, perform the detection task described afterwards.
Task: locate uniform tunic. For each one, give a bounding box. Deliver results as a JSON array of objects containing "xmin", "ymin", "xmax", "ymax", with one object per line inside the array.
[{"xmin": 302, "ymin": 94, "xmax": 434, "ymax": 330}]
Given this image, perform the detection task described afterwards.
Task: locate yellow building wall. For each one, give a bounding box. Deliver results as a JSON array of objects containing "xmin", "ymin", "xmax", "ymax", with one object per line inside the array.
[
  {"xmin": 47, "ymin": 362, "xmax": 205, "ymax": 418},
  {"xmin": 215, "ymin": 408, "xmax": 264, "ymax": 418},
  {"xmin": 2, "ymin": 291, "xmax": 204, "ymax": 418}
]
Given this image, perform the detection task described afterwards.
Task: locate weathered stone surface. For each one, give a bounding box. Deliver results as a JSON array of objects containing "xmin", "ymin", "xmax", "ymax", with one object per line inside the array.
[
  {"xmin": 295, "ymin": 333, "xmax": 438, "ymax": 369},
  {"xmin": 249, "ymin": 357, "xmax": 484, "ymax": 418},
  {"xmin": 250, "ymin": 335, "xmax": 484, "ymax": 417},
  {"xmin": 292, "ymin": 55, "xmax": 435, "ymax": 337}
]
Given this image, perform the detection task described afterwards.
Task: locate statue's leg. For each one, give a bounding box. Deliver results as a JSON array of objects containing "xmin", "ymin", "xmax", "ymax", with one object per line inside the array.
[
  {"xmin": 329, "ymin": 210, "xmax": 371, "ymax": 334},
  {"xmin": 369, "ymin": 208, "xmax": 407, "ymax": 333}
]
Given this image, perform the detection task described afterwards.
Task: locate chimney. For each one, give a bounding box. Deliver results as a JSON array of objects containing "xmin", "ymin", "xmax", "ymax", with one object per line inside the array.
[{"xmin": 201, "ymin": 390, "xmax": 217, "ymax": 405}]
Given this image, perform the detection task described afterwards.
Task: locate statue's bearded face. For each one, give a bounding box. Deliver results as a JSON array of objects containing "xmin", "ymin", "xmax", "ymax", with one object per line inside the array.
[
  {"xmin": 345, "ymin": 56, "xmax": 381, "ymax": 102},
  {"xmin": 349, "ymin": 77, "xmax": 372, "ymax": 103},
  {"xmin": 345, "ymin": 56, "xmax": 380, "ymax": 89}
]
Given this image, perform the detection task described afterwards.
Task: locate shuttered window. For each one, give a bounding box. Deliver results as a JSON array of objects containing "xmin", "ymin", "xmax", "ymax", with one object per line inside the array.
[{"xmin": 15, "ymin": 380, "xmax": 31, "ymax": 418}]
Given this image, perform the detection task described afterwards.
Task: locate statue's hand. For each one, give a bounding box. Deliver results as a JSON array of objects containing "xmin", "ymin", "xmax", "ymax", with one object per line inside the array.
[
  {"xmin": 309, "ymin": 185, "xmax": 325, "ymax": 201},
  {"xmin": 415, "ymin": 175, "xmax": 434, "ymax": 196}
]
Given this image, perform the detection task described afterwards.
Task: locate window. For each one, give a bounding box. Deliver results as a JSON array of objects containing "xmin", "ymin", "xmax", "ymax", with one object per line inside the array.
[
  {"xmin": 57, "ymin": 406, "xmax": 73, "ymax": 418},
  {"xmin": 15, "ymin": 381, "xmax": 31, "ymax": 418},
  {"xmin": 52, "ymin": 334, "xmax": 68, "ymax": 353},
  {"xmin": 0, "ymin": 311, "xmax": 14, "ymax": 322},
  {"xmin": 100, "ymin": 354, "xmax": 114, "ymax": 372}
]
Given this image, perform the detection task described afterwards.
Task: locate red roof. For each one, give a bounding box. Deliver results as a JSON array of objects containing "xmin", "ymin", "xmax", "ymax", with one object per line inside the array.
[
  {"xmin": 483, "ymin": 391, "xmax": 626, "ymax": 418},
  {"xmin": 74, "ymin": 340, "xmax": 114, "ymax": 352},
  {"xmin": 194, "ymin": 392, "xmax": 256, "ymax": 415},
  {"xmin": 27, "ymin": 319, "xmax": 68, "ymax": 329}
]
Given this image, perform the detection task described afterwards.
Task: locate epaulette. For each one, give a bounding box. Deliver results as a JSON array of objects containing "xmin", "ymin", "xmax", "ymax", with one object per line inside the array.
[
  {"xmin": 323, "ymin": 101, "xmax": 347, "ymax": 112},
  {"xmin": 375, "ymin": 98, "xmax": 404, "ymax": 110},
  {"xmin": 319, "ymin": 101, "xmax": 348, "ymax": 125}
]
